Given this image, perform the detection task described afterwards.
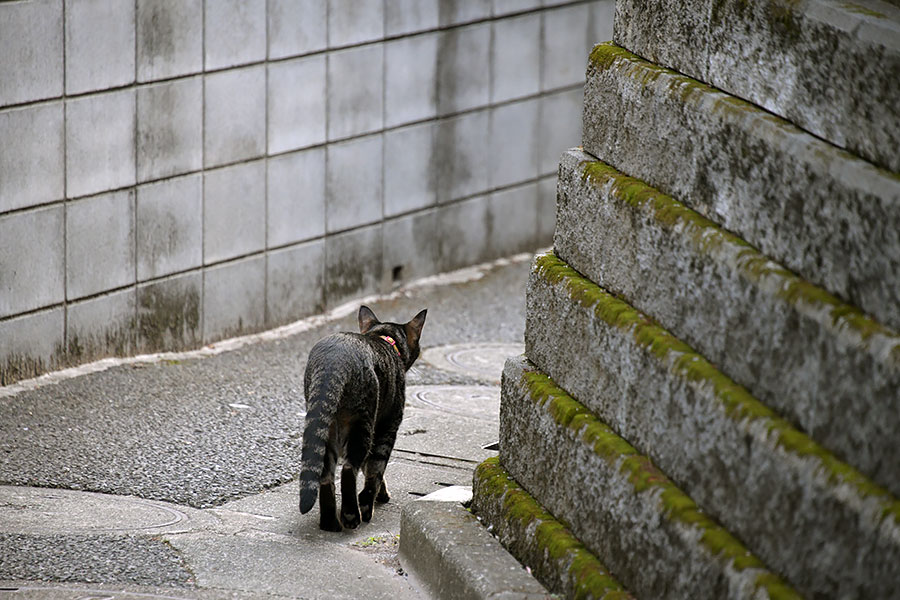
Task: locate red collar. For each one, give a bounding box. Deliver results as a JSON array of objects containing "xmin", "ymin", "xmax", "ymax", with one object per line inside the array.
[{"xmin": 380, "ymin": 335, "xmax": 401, "ymax": 357}]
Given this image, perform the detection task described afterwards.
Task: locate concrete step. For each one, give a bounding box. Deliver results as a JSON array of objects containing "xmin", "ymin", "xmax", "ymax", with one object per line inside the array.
[
  {"xmin": 613, "ymin": 0, "xmax": 900, "ymax": 173},
  {"xmin": 555, "ymin": 147, "xmax": 900, "ymax": 497},
  {"xmin": 398, "ymin": 487, "xmax": 550, "ymax": 600},
  {"xmin": 581, "ymin": 43, "xmax": 900, "ymax": 332},
  {"xmin": 525, "ymin": 253, "xmax": 900, "ymax": 599},
  {"xmin": 471, "ymin": 457, "xmax": 636, "ymax": 600},
  {"xmin": 494, "ymin": 355, "xmax": 801, "ymax": 600}
]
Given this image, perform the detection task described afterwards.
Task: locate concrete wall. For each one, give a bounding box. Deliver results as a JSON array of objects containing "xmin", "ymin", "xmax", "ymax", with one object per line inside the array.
[{"xmin": 0, "ymin": 0, "xmax": 614, "ymax": 384}]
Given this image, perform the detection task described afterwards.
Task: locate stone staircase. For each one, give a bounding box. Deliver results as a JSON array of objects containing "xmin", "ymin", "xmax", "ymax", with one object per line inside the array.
[{"xmin": 471, "ymin": 1, "xmax": 900, "ymax": 598}]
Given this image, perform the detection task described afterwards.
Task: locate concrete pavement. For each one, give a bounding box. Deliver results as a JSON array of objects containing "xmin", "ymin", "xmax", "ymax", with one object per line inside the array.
[{"xmin": 0, "ymin": 253, "xmax": 545, "ymax": 599}]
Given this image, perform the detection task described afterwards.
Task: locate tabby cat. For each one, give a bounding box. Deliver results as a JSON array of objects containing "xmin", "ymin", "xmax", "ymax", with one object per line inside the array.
[{"xmin": 298, "ymin": 305, "xmax": 427, "ymax": 531}]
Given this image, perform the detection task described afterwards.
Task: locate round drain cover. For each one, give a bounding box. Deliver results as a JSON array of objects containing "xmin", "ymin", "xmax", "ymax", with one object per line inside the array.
[
  {"xmin": 421, "ymin": 343, "xmax": 524, "ymax": 383},
  {"xmin": 406, "ymin": 385, "xmax": 500, "ymax": 422},
  {"xmin": 0, "ymin": 486, "xmax": 188, "ymax": 534}
]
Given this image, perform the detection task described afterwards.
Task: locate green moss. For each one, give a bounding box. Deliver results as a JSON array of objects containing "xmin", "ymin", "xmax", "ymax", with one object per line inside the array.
[
  {"xmin": 519, "ymin": 370, "xmax": 800, "ymax": 597},
  {"xmin": 532, "ymin": 253, "xmax": 900, "ymax": 527},
  {"xmin": 576, "ymin": 158, "xmax": 899, "ymax": 346},
  {"xmin": 474, "ymin": 456, "xmax": 634, "ymax": 599},
  {"xmin": 840, "ymin": 2, "xmax": 887, "ymax": 18}
]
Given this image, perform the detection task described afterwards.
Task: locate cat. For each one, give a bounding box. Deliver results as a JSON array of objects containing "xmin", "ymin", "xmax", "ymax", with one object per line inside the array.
[{"xmin": 298, "ymin": 305, "xmax": 427, "ymax": 531}]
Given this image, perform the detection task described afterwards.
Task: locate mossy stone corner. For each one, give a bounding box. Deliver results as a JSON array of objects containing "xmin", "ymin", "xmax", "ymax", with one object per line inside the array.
[{"xmin": 473, "ymin": 456, "xmax": 635, "ymax": 600}]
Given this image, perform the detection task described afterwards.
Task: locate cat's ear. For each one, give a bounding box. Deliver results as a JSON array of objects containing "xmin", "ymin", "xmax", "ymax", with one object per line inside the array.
[
  {"xmin": 358, "ymin": 305, "xmax": 379, "ymax": 333},
  {"xmin": 404, "ymin": 309, "xmax": 427, "ymax": 346}
]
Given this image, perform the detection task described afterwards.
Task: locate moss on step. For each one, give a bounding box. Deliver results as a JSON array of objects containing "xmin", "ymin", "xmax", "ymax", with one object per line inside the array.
[
  {"xmin": 517, "ymin": 369, "xmax": 801, "ymax": 599},
  {"xmin": 474, "ymin": 457, "xmax": 634, "ymax": 600},
  {"xmin": 575, "ymin": 157, "xmax": 898, "ymax": 346},
  {"xmin": 533, "ymin": 253, "xmax": 900, "ymax": 526}
]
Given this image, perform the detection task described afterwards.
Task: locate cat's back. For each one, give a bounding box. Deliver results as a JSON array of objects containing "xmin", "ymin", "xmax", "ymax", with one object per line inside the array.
[{"xmin": 306, "ymin": 332, "xmax": 373, "ymax": 372}]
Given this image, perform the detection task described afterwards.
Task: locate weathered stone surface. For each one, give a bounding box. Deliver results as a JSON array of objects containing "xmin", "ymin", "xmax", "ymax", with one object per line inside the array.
[
  {"xmin": 327, "ymin": 44, "xmax": 384, "ymax": 140},
  {"xmin": 325, "ymin": 133, "xmax": 383, "ymax": 233},
  {"xmin": 498, "ymin": 356, "xmax": 801, "ymax": 600},
  {"xmin": 489, "ymin": 98, "xmax": 540, "ymax": 189},
  {"xmin": 203, "ymin": 65, "xmax": 266, "ymax": 168},
  {"xmin": 66, "ymin": 190, "xmax": 135, "ymax": 300},
  {"xmin": 202, "ymin": 255, "xmax": 266, "ymax": 342},
  {"xmin": 556, "ymin": 148, "xmax": 900, "ymax": 496},
  {"xmin": 400, "ymin": 495, "xmax": 549, "ymax": 600},
  {"xmin": 0, "ymin": 102, "xmax": 64, "ymax": 212},
  {"xmin": 0, "ymin": 206, "xmax": 64, "ymax": 319},
  {"xmin": 136, "ymin": 0, "xmax": 203, "ymax": 82},
  {"xmin": 203, "ymin": 0, "xmax": 266, "ymax": 70},
  {"xmin": 267, "ymin": 148, "xmax": 326, "ymax": 247},
  {"xmin": 203, "ymin": 160, "xmax": 266, "ymax": 265},
  {"xmin": 266, "ymin": 240, "xmax": 325, "ymax": 327},
  {"xmin": 267, "ymin": 55, "xmax": 327, "ymax": 154},
  {"xmin": 436, "ymin": 23, "xmax": 491, "ymax": 116},
  {"xmin": 66, "ymin": 288, "xmax": 136, "ymax": 363},
  {"xmin": 525, "ymin": 253, "xmax": 900, "ymax": 599},
  {"xmin": 0, "ymin": 0, "xmax": 63, "ymax": 107},
  {"xmin": 135, "ymin": 271, "xmax": 202, "ymax": 353},
  {"xmin": 491, "ymin": 12, "xmax": 541, "ymax": 103},
  {"xmin": 384, "ymin": 33, "xmax": 438, "ymax": 128},
  {"xmin": 136, "ymin": 76, "xmax": 203, "ymax": 182},
  {"xmin": 472, "ymin": 457, "xmax": 635, "ymax": 600},
  {"xmin": 267, "ymin": 0, "xmax": 326, "ymax": 59},
  {"xmin": 0, "ymin": 308, "xmax": 65, "ymax": 386},
  {"xmin": 583, "ymin": 43, "xmax": 900, "ymax": 331},
  {"xmin": 328, "ymin": 0, "xmax": 384, "ymax": 47},
  {"xmin": 614, "ymin": 0, "xmax": 900, "ymax": 173},
  {"xmin": 324, "ymin": 224, "xmax": 384, "ymax": 309},
  {"xmin": 64, "ymin": 0, "xmax": 134, "ymax": 94},
  {"xmin": 136, "ymin": 174, "xmax": 203, "ymax": 281},
  {"xmin": 65, "ymin": 89, "xmax": 136, "ymax": 199}
]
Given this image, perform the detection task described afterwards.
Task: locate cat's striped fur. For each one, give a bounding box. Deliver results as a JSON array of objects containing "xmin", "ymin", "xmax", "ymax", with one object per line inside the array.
[{"xmin": 298, "ymin": 305, "xmax": 426, "ymax": 531}]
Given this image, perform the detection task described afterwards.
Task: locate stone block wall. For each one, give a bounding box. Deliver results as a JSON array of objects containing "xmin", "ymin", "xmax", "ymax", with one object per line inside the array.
[{"xmin": 0, "ymin": 0, "xmax": 613, "ymax": 384}]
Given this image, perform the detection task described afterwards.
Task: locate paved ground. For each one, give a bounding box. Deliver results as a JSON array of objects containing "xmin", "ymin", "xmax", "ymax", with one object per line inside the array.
[{"xmin": 0, "ymin": 254, "xmax": 534, "ymax": 600}]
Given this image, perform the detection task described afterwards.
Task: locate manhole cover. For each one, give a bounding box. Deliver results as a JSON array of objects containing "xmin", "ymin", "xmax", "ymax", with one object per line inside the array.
[
  {"xmin": 0, "ymin": 486, "xmax": 190, "ymax": 534},
  {"xmin": 421, "ymin": 343, "xmax": 524, "ymax": 383},
  {"xmin": 406, "ymin": 385, "xmax": 500, "ymax": 422}
]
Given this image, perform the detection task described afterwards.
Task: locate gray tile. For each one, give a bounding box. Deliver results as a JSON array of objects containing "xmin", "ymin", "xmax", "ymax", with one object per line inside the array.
[
  {"xmin": 65, "ymin": 89, "xmax": 136, "ymax": 199},
  {"xmin": 66, "ymin": 189, "xmax": 136, "ymax": 300},
  {"xmin": 268, "ymin": 55, "xmax": 327, "ymax": 154},
  {"xmin": 538, "ymin": 87, "xmax": 582, "ymax": 175},
  {"xmin": 589, "ymin": 0, "xmax": 615, "ymax": 46},
  {"xmin": 436, "ymin": 0, "xmax": 491, "ymax": 26},
  {"xmin": 136, "ymin": 174, "xmax": 203, "ymax": 281},
  {"xmin": 436, "ymin": 196, "xmax": 489, "ymax": 272},
  {"xmin": 384, "ymin": 122, "xmax": 436, "ymax": 216},
  {"xmin": 324, "ymin": 224, "xmax": 383, "ymax": 309},
  {"xmin": 488, "ymin": 181, "xmax": 539, "ymax": 257},
  {"xmin": 542, "ymin": 3, "xmax": 590, "ymax": 91},
  {"xmin": 0, "ymin": 206, "xmax": 65, "ymax": 319},
  {"xmin": 0, "ymin": 0, "xmax": 63, "ymax": 107},
  {"xmin": 385, "ymin": 0, "xmax": 438, "ymax": 35},
  {"xmin": 385, "ymin": 33, "xmax": 438, "ymax": 128},
  {"xmin": 136, "ymin": 0, "xmax": 203, "ymax": 82},
  {"xmin": 0, "ymin": 308, "xmax": 65, "ymax": 385},
  {"xmin": 383, "ymin": 210, "xmax": 437, "ymax": 288},
  {"xmin": 65, "ymin": 0, "xmax": 135, "ymax": 94},
  {"xmin": 136, "ymin": 270, "xmax": 202, "ymax": 352},
  {"xmin": 268, "ymin": 0, "xmax": 327, "ymax": 59},
  {"xmin": 493, "ymin": 0, "xmax": 541, "ymax": 15},
  {"xmin": 204, "ymin": 0, "xmax": 267, "ymax": 70},
  {"xmin": 326, "ymin": 134, "xmax": 383, "ymax": 233},
  {"xmin": 267, "ymin": 148, "xmax": 326, "ymax": 247},
  {"xmin": 0, "ymin": 103, "xmax": 65, "ymax": 213},
  {"xmin": 489, "ymin": 98, "xmax": 539, "ymax": 188},
  {"xmin": 537, "ymin": 174, "xmax": 556, "ymax": 243},
  {"xmin": 327, "ymin": 45, "xmax": 384, "ymax": 140},
  {"xmin": 436, "ymin": 23, "xmax": 490, "ymax": 115},
  {"xmin": 203, "ymin": 255, "xmax": 266, "ymax": 342},
  {"xmin": 328, "ymin": 0, "xmax": 384, "ymax": 46},
  {"xmin": 204, "ymin": 65, "xmax": 266, "ymax": 167},
  {"xmin": 433, "ymin": 109, "xmax": 489, "ymax": 203},
  {"xmin": 204, "ymin": 160, "xmax": 267, "ymax": 264},
  {"xmin": 491, "ymin": 12, "xmax": 541, "ymax": 103},
  {"xmin": 67, "ymin": 287, "xmax": 136, "ymax": 361},
  {"xmin": 137, "ymin": 76, "xmax": 203, "ymax": 182},
  {"xmin": 266, "ymin": 240, "xmax": 325, "ymax": 326}
]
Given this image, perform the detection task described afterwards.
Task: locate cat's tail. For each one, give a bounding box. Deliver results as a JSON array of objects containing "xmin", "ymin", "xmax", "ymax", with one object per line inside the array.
[{"xmin": 298, "ymin": 372, "xmax": 342, "ymax": 514}]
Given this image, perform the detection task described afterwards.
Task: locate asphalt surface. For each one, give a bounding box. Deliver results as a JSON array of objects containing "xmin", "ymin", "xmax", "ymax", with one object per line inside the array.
[{"xmin": 0, "ymin": 253, "xmax": 534, "ymax": 599}]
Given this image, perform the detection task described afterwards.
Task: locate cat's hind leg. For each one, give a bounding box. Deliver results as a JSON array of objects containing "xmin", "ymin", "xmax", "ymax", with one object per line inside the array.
[
  {"xmin": 318, "ymin": 439, "xmax": 342, "ymax": 532},
  {"xmin": 359, "ymin": 427, "xmax": 398, "ymax": 521},
  {"xmin": 340, "ymin": 419, "xmax": 373, "ymax": 529}
]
